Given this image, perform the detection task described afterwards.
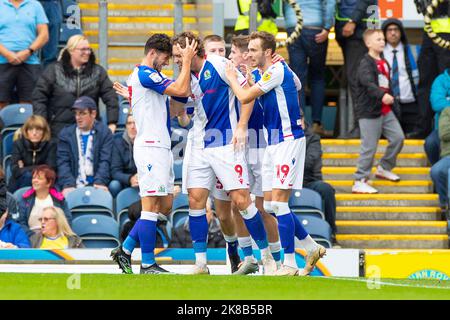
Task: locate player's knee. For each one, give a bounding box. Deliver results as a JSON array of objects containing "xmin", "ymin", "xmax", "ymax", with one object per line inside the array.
[{"xmin": 263, "ymin": 200, "xmax": 273, "ymax": 214}]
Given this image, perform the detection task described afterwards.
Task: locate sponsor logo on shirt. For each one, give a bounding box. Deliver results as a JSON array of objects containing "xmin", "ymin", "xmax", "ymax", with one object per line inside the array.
[
  {"xmin": 262, "ymin": 72, "xmax": 272, "ymax": 82},
  {"xmin": 204, "ymin": 69, "xmax": 211, "ymax": 80},
  {"xmin": 147, "ymin": 164, "xmax": 153, "ymax": 172},
  {"xmin": 149, "ymin": 72, "xmax": 163, "ymax": 83}
]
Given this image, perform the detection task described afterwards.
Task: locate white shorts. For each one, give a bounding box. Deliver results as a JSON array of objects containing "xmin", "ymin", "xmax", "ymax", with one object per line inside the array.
[
  {"xmin": 186, "ymin": 144, "xmax": 250, "ymax": 192},
  {"xmin": 262, "ymin": 138, "xmax": 305, "ymax": 192},
  {"xmin": 181, "ymin": 136, "xmax": 192, "ymax": 194},
  {"xmin": 134, "ymin": 146, "xmax": 174, "ymax": 197}
]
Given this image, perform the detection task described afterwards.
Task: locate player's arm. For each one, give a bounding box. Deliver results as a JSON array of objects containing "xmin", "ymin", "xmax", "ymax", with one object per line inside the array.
[
  {"xmin": 225, "ymin": 61, "xmax": 264, "ymax": 104},
  {"xmin": 164, "ymin": 38, "xmax": 198, "ymax": 97}
]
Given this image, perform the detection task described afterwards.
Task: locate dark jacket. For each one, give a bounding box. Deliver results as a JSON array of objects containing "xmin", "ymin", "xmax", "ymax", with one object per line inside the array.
[
  {"xmin": 17, "ymin": 187, "xmax": 72, "ymax": 236},
  {"xmin": 335, "ymin": 0, "xmax": 377, "ymax": 41},
  {"xmin": 8, "ymin": 137, "xmax": 57, "ymax": 192},
  {"xmin": 6, "ymin": 192, "xmax": 19, "ymax": 221},
  {"xmin": 111, "ymin": 131, "xmax": 137, "ymax": 187},
  {"xmin": 381, "ymin": 18, "xmax": 419, "ymax": 100},
  {"xmin": 0, "ymin": 219, "xmax": 31, "ymax": 248},
  {"xmin": 170, "ymin": 218, "xmax": 226, "ymax": 248},
  {"xmin": 303, "ymin": 126, "xmax": 323, "ymax": 185},
  {"xmin": 30, "ymin": 231, "xmax": 84, "ymax": 248},
  {"xmin": 355, "ymin": 54, "xmax": 400, "ymax": 119},
  {"xmin": 57, "ymin": 121, "xmax": 113, "ymax": 189},
  {"xmin": 32, "ymin": 52, "xmax": 119, "ymax": 138}
]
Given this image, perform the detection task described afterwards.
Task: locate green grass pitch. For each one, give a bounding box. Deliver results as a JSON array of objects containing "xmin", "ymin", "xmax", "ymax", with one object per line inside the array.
[{"xmin": 1, "ymin": 273, "xmax": 450, "ymax": 300}]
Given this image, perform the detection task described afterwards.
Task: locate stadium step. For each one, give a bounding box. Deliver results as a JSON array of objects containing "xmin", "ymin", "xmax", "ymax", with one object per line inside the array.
[
  {"xmin": 327, "ymin": 180, "xmax": 432, "ymax": 193},
  {"xmin": 336, "ymin": 206, "xmax": 443, "ymax": 221},
  {"xmin": 335, "ymin": 194, "xmax": 439, "ymax": 207},
  {"xmin": 336, "ymin": 234, "xmax": 449, "ymax": 249},
  {"xmin": 321, "ymin": 139, "xmax": 425, "ymax": 154},
  {"xmin": 322, "ymin": 153, "xmax": 428, "ymax": 167},
  {"xmin": 322, "ymin": 167, "xmax": 430, "ymax": 181},
  {"xmin": 336, "ymin": 220, "xmax": 448, "ymax": 234}
]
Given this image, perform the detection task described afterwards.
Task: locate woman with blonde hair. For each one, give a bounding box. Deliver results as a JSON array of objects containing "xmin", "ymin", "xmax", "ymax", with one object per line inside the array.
[
  {"xmin": 30, "ymin": 206, "xmax": 83, "ymax": 249},
  {"xmin": 32, "ymin": 34, "xmax": 119, "ymax": 138},
  {"xmin": 8, "ymin": 115, "xmax": 56, "ymax": 192}
]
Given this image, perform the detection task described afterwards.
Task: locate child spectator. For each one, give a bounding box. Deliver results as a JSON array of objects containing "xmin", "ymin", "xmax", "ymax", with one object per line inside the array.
[
  {"xmin": 352, "ymin": 29, "xmax": 405, "ymax": 194},
  {"xmin": 8, "ymin": 115, "xmax": 56, "ymax": 192},
  {"xmin": 18, "ymin": 165, "xmax": 71, "ymax": 236}
]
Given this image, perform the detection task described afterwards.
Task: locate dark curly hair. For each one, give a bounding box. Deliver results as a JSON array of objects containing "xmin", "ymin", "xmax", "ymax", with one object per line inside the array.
[
  {"xmin": 144, "ymin": 33, "xmax": 172, "ymax": 56},
  {"xmin": 172, "ymin": 31, "xmax": 205, "ymax": 58}
]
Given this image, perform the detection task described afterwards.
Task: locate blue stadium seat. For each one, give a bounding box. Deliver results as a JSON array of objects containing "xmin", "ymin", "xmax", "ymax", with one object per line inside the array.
[
  {"xmin": 173, "ymin": 215, "xmax": 188, "ymax": 229},
  {"xmin": 61, "ymin": 0, "xmax": 78, "ymax": 18},
  {"xmin": 4, "ymin": 156, "xmax": 12, "ymax": 186},
  {"xmin": 289, "ymin": 188, "xmax": 325, "ymax": 219},
  {"xmin": 174, "ymin": 161, "xmax": 183, "ymax": 185},
  {"xmin": 2, "ymin": 131, "xmax": 15, "ymax": 160},
  {"xmin": 296, "ymin": 215, "xmax": 332, "ymax": 248},
  {"xmin": 115, "ymin": 187, "xmax": 140, "ymax": 226},
  {"xmin": 72, "ymin": 215, "xmax": 120, "ymax": 248},
  {"xmin": 13, "ymin": 186, "xmax": 32, "ymax": 202},
  {"xmin": 66, "ymin": 187, "xmax": 114, "ymax": 219},
  {"xmin": 0, "ymin": 103, "xmax": 32, "ymax": 136},
  {"xmin": 59, "ymin": 23, "xmax": 82, "ymax": 45},
  {"xmin": 116, "ymin": 101, "xmax": 131, "ymax": 132}
]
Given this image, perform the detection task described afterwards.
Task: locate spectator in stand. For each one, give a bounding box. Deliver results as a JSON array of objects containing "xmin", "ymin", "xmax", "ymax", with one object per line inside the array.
[
  {"xmin": 0, "ymin": 0, "xmax": 49, "ymax": 109},
  {"xmin": 38, "ymin": 0, "xmax": 63, "ymax": 67},
  {"xmin": 32, "ymin": 34, "xmax": 119, "ymax": 138},
  {"xmin": 352, "ymin": 29, "xmax": 405, "ymax": 194},
  {"xmin": 283, "ymin": 0, "xmax": 336, "ymax": 137},
  {"xmin": 57, "ymin": 96, "xmax": 113, "ymax": 197},
  {"xmin": 18, "ymin": 165, "xmax": 71, "ymax": 236},
  {"xmin": 109, "ymin": 113, "xmax": 138, "ymax": 197},
  {"xmin": 424, "ymin": 68, "xmax": 450, "ymax": 166},
  {"xmin": 8, "ymin": 115, "xmax": 57, "ymax": 192},
  {"xmin": 171, "ymin": 198, "xmax": 225, "ymax": 248},
  {"xmin": 430, "ymin": 106, "xmax": 450, "ymax": 214},
  {"xmin": 0, "ymin": 166, "xmax": 20, "ymax": 221},
  {"xmin": 30, "ymin": 206, "xmax": 83, "ymax": 248},
  {"xmin": 301, "ymin": 118, "xmax": 337, "ymax": 244},
  {"xmin": 382, "ymin": 19, "xmax": 421, "ymax": 139},
  {"xmin": 0, "ymin": 177, "xmax": 31, "ymax": 248},
  {"xmin": 335, "ymin": 0, "xmax": 377, "ymax": 138},
  {"xmin": 415, "ymin": 0, "xmax": 450, "ymax": 139}
]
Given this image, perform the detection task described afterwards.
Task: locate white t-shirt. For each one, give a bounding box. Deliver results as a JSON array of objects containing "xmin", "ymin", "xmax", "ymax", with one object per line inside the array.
[{"xmin": 28, "ymin": 195, "xmax": 54, "ymax": 231}]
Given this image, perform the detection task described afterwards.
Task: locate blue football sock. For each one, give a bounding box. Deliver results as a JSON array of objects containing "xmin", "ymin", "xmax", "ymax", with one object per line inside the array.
[
  {"xmin": 238, "ymin": 236, "xmax": 254, "ymax": 259},
  {"xmin": 122, "ymin": 220, "xmax": 140, "ymax": 254},
  {"xmin": 189, "ymin": 209, "xmax": 208, "ymax": 254},
  {"xmin": 137, "ymin": 213, "xmax": 158, "ymax": 266},
  {"xmin": 276, "ymin": 213, "xmax": 295, "ymax": 254},
  {"xmin": 240, "ymin": 204, "xmax": 268, "ymax": 250},
  {"xmin": 291, "ymin": 212, "xmax": 309, "ymax": 240}
]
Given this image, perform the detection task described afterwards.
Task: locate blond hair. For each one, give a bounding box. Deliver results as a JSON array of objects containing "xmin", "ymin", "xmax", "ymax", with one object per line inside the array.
[
  {"xmin": 42, "ymin": 207, "xmax": 76, "ymax": 238},
  {"xmin": 58, "ymin": 34, "xmax": 89, "ymax": 61},
  {"xmin": 20, "ymin": 115, "xmax": 51, "ymax": 142}
]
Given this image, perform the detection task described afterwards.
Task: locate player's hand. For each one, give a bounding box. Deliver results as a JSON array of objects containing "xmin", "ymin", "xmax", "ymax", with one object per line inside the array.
[
  {"xmin": 225, "ymin": 61, "xmax": 239, "ymax": 82},
  {"xmin": 343, "ymin": 21, "xmax": 356, "ymax": 37},
  {"xmin": 382, "ymin": 93, "xmax": 394, "ymax": 105},
  {"xmin": 232, "ymin": 125, "xmax": 248, "ymax": 151},
  {"xmin": 113, "ymin": 82, "xmax": 129, "ymax": 99},
  {"xmin": 238, "ymin": 64, "xmax": 254, "ymax": 86},
  {"xmin": 315, "ymin": 29, "xmax": 329, "ymax": 43},
  {"xmin": 179, "ymin": 37, "xmax": 198, "ymax": 64},
  {"xmin": 271, "ymin": 53, "xmax": 285, "ymax": 64}
]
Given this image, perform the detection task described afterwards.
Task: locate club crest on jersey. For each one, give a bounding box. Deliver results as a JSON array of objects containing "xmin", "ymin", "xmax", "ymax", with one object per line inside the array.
[
  {"xmin": 147, "ymin": 164, "xmax": 152, "ymax": 172},
  {"xmin": 158, "ymin": 185, "xmax": 166, "ymax": 193},
  {"xmin": 149, "ymin": 72, "xmax": 162, "ymax": 83},
  {"xmin": 204, "ymin": 69, "xmax": 211, "ymax": 80},
  {"xmin": 262, "ymin": 72, "xmax": 272, "ymax": 82}
]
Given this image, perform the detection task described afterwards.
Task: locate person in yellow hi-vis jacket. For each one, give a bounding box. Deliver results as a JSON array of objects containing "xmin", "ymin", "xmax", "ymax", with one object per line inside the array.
[{"xmin": 234, "ymin": 0, "xmax": 278, "ymax": 35}]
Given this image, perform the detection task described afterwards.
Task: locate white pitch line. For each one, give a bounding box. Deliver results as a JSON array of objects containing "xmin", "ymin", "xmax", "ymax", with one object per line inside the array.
[{"xmin": 320, "ymin": 276, "xmax": 450, "ymax": 291}]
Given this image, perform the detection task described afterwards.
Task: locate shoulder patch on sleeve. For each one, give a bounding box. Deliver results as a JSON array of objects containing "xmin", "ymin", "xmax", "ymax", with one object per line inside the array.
[
  {"xmin": 149, "ymin": 72, "xmax": 163, "ymax": 83},
  {"xmin": 262, "ymin": 71, "xmax": 272, "ymax": 82}
]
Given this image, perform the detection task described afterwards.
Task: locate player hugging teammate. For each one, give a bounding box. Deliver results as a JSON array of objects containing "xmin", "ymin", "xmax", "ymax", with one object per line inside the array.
[{"xmin": 111, "ymin": 31, "xmax": 326, "ymax": 276}]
